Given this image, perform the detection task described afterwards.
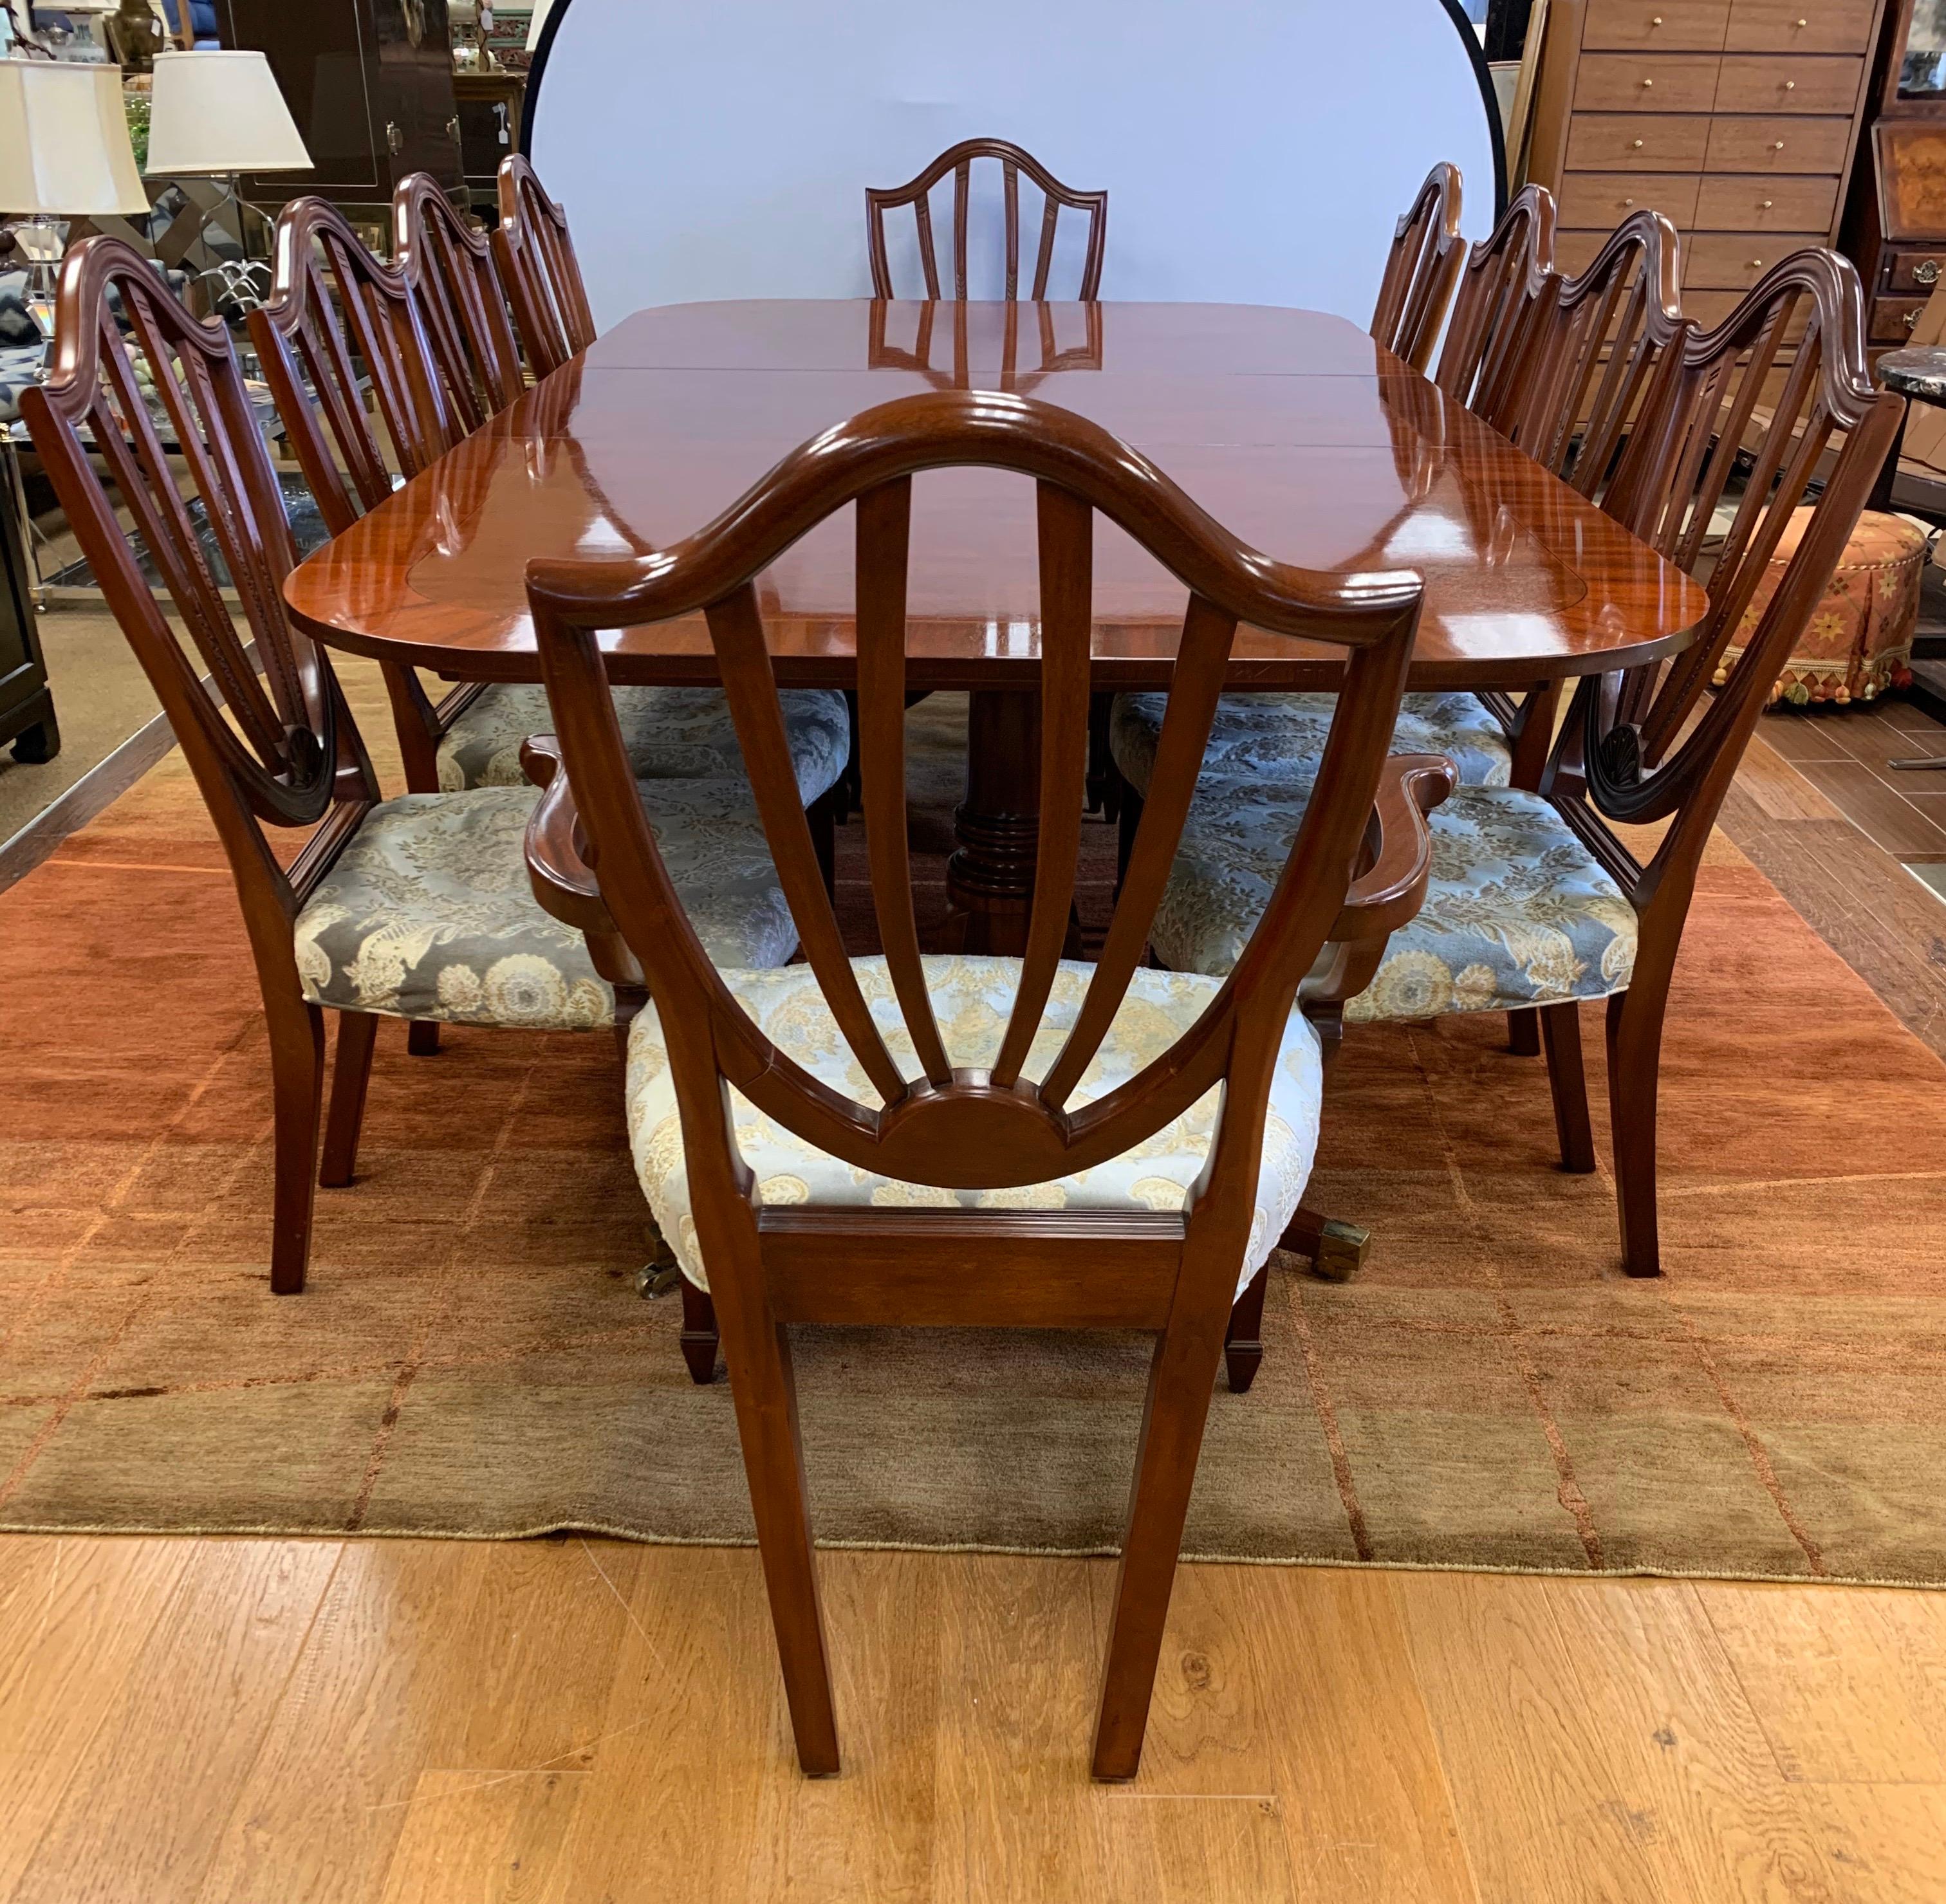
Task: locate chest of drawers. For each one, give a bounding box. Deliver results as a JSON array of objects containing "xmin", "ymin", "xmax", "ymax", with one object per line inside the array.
[{"xmin": 1526, "ymin": 0, "xmax": 1885, "ymax": 323}]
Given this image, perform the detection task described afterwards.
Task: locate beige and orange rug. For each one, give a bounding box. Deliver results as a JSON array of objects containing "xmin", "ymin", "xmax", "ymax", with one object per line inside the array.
[{"xmin": 3, "ymin": 681, "xmax": 1944, "ymax": 1584}]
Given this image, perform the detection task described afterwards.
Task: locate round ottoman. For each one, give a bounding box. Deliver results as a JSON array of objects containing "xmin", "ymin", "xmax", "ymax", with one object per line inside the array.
[{"xmin": 1714, "ymin": 508, "xmax": 1927, "ymax": 707}]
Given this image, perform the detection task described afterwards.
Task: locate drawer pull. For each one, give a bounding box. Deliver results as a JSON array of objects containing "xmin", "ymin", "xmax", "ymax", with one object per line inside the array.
[
  {"xmin": 1651, "ymin": 12, "xmax": 1662, "ymax": 21},
  {"xmin": 1796, "ymin": 15, "xmax": 1807, "ymax": 24},
  {"xmin": 1774, "ymin": 140, "xmax": 1786, "ymax": 150},
  {"xmin": 1918, "ymin": 259, "xmax": 1942, "ymax": 286},
  {"xmin": 1624, "ymin": 196, "xmax": 1636, "ymax": 207},
  {"xmin": 1784, "ymin": 80, "xmax": 1795, "ymax": 90},
  {"xmin": 1908, "ymin": 310, "xmax": 1922, "ymax": 331},
  {"xmin": 1761, "ymin": 199, "xmax": 1774, "ymax": 210},
  {"xmin": 1633, "ymin": 137, "xmax": 1645, "ymax": 149},
  {"xmin": 1642, "ymin": 77, "xmax": 1654, "ymax": 87}
]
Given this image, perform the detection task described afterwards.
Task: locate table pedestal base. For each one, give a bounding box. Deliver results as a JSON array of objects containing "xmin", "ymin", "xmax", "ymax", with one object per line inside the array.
[{"xmin": 948, "ymin": 689, "xmax": 1042, "ymax": 956}]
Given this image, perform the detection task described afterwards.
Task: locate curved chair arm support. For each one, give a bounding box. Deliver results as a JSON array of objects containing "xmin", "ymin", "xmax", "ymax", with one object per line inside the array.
[
  {"xmin": 521, "ymin": 735, "xmax": 645, "ymax": 992},
  {"xmin": 1330, "ymin": 752, "xmax": 1455, "ymax": 942}
]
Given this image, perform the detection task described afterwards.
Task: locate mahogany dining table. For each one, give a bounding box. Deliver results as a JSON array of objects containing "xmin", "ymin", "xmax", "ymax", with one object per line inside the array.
[{"xmin": 283, "ymin": 297, "xmax": 1710, "ymax": 951}]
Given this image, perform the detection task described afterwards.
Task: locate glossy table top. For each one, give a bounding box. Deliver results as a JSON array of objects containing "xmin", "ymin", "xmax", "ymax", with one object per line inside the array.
[{"xmin": 284, "ymin": 300, "xmax": 1710, "ymax": 690}]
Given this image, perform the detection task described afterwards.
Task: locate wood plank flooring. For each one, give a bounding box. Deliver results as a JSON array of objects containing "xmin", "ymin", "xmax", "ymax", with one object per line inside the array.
[{"xmin": 3, "ymin": 1534, "xmax": 1944, "ymax": 1903}]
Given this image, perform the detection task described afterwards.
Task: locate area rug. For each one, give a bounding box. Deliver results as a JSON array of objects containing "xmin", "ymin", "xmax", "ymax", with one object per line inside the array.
[{"xmin": 3, "ymin": 675, "xmax": 1944, "ymax": 1585}]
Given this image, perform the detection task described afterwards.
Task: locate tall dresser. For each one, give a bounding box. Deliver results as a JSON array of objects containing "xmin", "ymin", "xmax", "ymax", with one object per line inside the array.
[{"xmin": 1524, "ymin": 0, "xmax": 1887, "ymax": 329}]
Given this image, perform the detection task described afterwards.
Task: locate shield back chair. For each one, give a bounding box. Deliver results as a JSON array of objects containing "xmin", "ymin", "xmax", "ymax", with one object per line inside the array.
[
  {"xmin": 23, "ymin": 236, "xmax": 802, "ymax": 1296},
  {"xmin": 492, "ymin": 153, "xmax": 598, "ymax": 378},
  {"xmin": 1144, "ymin": 248, "xmax": 1902, "ymax": 1284},
  {"xmin": 392, "ymin": 171, "xmax": 526, "ymax": 427},
  {"xmin": 866, "ymin": 138, "xmax": 1107, "ymax": 303},
  {"xmin": 1370, "ymin": 162, "xmax": 1467, "ymax": 375},
  {"xmin": 252, "ymin": 201, "xmax": 851, "ymax": 887},
  {"xmin": 1434, "ymin": 183, "xmax": 1560, "ymax": 431},
  {"xmin": 523, "ymin": 387, "xmax": 1432, "ymax": 1780}
]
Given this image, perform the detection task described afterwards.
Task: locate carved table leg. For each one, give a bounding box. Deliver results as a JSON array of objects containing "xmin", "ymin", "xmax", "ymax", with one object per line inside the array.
[{"xmin": 949, "ymin": 687, "xmax": 1042, "ymax": 955}]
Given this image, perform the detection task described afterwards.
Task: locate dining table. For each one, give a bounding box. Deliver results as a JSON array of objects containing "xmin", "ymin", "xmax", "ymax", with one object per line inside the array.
[{"xmin": 282, "ymin": 297, "xmax": 1710, "ymax": 952}]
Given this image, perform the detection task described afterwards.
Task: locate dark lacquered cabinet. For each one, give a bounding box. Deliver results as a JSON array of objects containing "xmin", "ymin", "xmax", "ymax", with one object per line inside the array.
[
  {"xmin": 216, "ymin": 0, "xmax": 465, "ymax": 210},
  {"xmin": 0, "ymin": 475, "xmax": 56, "ymax": 766}
]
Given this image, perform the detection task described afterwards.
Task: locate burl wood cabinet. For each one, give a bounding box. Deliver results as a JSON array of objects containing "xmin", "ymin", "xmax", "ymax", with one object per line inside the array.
[
  {"xmin": 1526, "ymin": 0, "xmax": 1887, "ymax": 328},
  {"xmin": 214, "ymin": 0, "xmax": 465, "ymax": 212},
  {"xmin": 1842, "ymin": 0, "xmax": 1946, "ymax": 362}
]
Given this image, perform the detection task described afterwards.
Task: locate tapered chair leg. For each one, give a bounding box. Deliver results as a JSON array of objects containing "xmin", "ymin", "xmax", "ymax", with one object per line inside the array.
[
  {"xmin": 1223, "ymin": 1264, "xmax": 1269, "ymax": 1393},
  {"xmin": 714, "ymin": 1266, "xmax": 840, "ymax": 1776},
  {"xmin": 1538, "ymin": 1001, "xmax": 1596, "ymax": 1173},
  {"xmin": 1508, "ymin": 1010, "xmax": 1541, "ymax": 1057},
  {"xmin": 1606, "ymin": 984, "xmax": 1667, "ymax": 1278},
  {"xmin": 1093, "ymin": 1299, "xmax": 1230, "ymax": 1780},
  {"xmin": 320, "ymin": 1011, "xmax": 380, "ymax": 1189},
  {"xmin": 680, "ymin": 1277, "xmax": 721, "ymax": 1384},
  {"xmin": 266, "ymin": 997, "xmax": 327, "ymax": 1296},
  {"xmin": 407, "ymin": 1020, "xmax": 441, "ymax": 1057}
]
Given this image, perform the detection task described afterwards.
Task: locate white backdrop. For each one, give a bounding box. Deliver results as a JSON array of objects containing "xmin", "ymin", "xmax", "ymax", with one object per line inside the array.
[{"xmin": 525, "ymin": 0, "xmax": 1502, "ymax": 331}]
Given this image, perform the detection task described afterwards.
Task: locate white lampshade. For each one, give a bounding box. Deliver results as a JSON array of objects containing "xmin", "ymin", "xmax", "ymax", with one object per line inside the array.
[
  {"xmin": 145, "ymin": 50, "xmax": 312, "ymax": 176},
  {"xmin": 0, "ymin": 60, "xmax": 149, "ymax": 216}
]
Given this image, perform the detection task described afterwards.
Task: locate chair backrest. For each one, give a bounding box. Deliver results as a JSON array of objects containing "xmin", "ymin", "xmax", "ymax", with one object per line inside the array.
[
  {"xmin": 526, "ymin": 389, "xmax": 1420, "ymax": 1212},
  {"xmin": 866, "ymin": 139, "xmax": 1108, "ymax": 302},
  {"xmin": 1508, "ymin": 208, "xmax": 1684, "ymax": 503},
  {"xmin": 1369, "ymin": 162, "xmax": 1465, "ymax": 374},
  {"xmin": 248, "ymin": 196, "xmax": 461, "ymax": 539},
  {"xmin": 21, "ymin": 237, "xmax": 378, "ymax": 982},
  {"xmin": 393, "ymin": 171, "xmax": 526, "ymax": 428},
  {"xmin": 1550, "ymin": 250, "xmax": 1902, "ymax": 939},
  {"xmin": 492, "ymin": 153, "xmax": 598, "ymax": 377},
  {"xmin": 1434, "ymin": 183, "xmax": 1558, "ymax": 432}
]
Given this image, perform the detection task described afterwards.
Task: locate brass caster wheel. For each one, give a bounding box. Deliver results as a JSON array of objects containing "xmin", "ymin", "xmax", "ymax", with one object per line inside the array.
[{"xmin": 1308, "ymin": 1219, "xmax": 1372, "ymax": 1283}]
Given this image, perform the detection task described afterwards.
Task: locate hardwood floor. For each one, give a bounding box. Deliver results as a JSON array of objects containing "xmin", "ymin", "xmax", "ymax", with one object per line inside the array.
[{"xmin": 2, "ymin": 1533, "xmax": 1943, "ymax": 1902}]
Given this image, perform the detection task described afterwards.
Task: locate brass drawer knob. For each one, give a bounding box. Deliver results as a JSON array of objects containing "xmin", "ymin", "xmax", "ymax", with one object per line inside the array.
[
  {"xmin": 1917, "ymin": 259, "xmax": 1941, "ymax": 286},
  {"xmin": 1797, "ymin": 15, "xmax": 1808, "ymax": 24},
  {"xmin": 1761, "ymin": 199, "xmax": 1774, "ymax": 209},
  {"xmin": 1633, "ymin": 137, "xmax": 1645, "ymax": 149},
  {"xmin": 1774, "ymin": 140, "xmax": 1786, "ymax": 150},
  {"xmin": 1784, "ymin": 79, "xmax": 1795, "ymax": 89},
  {"xmin": 1642, "ymin": 76, "xmax": 1654, "ymax": 86},
  {"xmin": 1750, "ymin": 257, "xmax": 1765, "ymax": 268},
  {"xmin": 1624, "ymin": 196, "xmax": 1636, "ymax": 207},
  {"xmin": 1908, "ymin": 309, "xmax": 1922, "ymax": 330}
]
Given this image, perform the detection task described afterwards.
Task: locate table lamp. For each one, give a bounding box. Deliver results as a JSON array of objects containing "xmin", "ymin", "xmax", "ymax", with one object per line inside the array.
[
  {"xmin": 144, "ymin": 48, "xmax": 311, "ymax": 254},
  {"xmin": 0, "ymin": 59, "xmax": 150, "ymax": 288}
]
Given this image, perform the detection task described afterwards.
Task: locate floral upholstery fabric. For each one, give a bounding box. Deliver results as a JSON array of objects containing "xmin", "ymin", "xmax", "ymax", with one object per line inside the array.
[
  {"xmin": 1149, "ymin": 778, "xmax": 1637, "ymax": 1022},
  {"xmin": 624, "ymin": 955, "xmax": 1324, "ymax": 1299},
  {"xmin": 1716, "ymin": 508, "xmax": 1927, "ymax": 708},
  {"xmin": 435, "ymin": 684, "xmax": 851, "ymax": 800},
  {"xmin": 1109, "ymin": 689, "xmax": 1513, "ymax": 797},
  {"xmin": 295, "ymin": 782, "xmax": 799, "ymax": 1028}
]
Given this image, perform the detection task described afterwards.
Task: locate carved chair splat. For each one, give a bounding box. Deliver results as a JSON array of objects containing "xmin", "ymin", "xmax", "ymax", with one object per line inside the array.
[
  {"xmin": 523, "ymin": 387, "xmax": 1434, "ymax": 1782},
  {"xmin": 866, "ymin": 138, "xmax": 1107, "ymax": 302},
  {"xmin": 492, "ymin": 153, "xmax": 598, "ymax": 377},
  {"xmin": 393, "ymin": 172, "xmax": 527, "ymax": 429},
  {"xmin": 1370, "ymin": 162, "xmax": 1466, "ymax": 375}
]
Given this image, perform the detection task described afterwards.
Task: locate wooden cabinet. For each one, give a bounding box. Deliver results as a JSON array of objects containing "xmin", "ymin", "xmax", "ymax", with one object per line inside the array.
[
  {"xmin": 1527, "ymin": 0, "xmax": 1884, "ymax": 323},
  {"xmin": 0, "ymin": 468, "xmax": 55, "ymax": 766},
  {"xmin": 214, "ymin": 0, "xmax": 465, "ymax": 212},
  {"xmin": 1842, "ymin": 0, "xmax": 1946, "ymax": 365}
]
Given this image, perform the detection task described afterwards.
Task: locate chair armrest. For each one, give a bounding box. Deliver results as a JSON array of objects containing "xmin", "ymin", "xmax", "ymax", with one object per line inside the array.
[
  {"xmin": 1328, "ymin": 752, "xmax": 1456, "ymax": 944},
  {"xmin": 521, "ymin": 735, "xmax": 618, "ymax": 936}
]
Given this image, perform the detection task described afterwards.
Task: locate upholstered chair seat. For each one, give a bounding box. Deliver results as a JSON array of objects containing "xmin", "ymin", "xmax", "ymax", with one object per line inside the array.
[
  {"xmin": 295, "ymin": 781, "xmax": 799, "ymax": 1027},
  {"xmin": 624, "ymin": 954, "xmax": 1323, "ymax": 1299},
  {"xmin": 1108, "ymin": 689, "xmax": 1512, "ymax": 797},
  {"xmin": 1151, "ymin": 775, "xmax": 1636, "ymax": 1021},
  {"xmin": 436, "ymin": 683, "xmax": 851, "ymax": 799}
]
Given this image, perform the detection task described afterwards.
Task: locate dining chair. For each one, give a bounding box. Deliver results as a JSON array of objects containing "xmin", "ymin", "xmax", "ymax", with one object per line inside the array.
[
  {"xmin": 392, "ymin": 171, "xmax": 526, "ymax": 426},
  {"xmin": 1144, "ymin": 249, "xmax": 1903, "ymax": 1282},
  {"xmin": 252, "ymin": 199, "xmax": 851, "ymax": 842},
  {"xmin": 522, "ymin": 386, "xmax": 1435, "ymax": 1779},
  {"xmin": 492, "ymin": 153, "xmax": 598, "ymax": 377},
  {"xmin": 866, "ymin": 138, "xmax": 1108, "ymax": 301},
  {"xmin": 1369, "ymin": 162, "xmax": 1466, "ymax": 375},
  {"xmin": 1434, "ymin": 182, "xmax": 1559, "ymax": 432},
  {"xmin": 23, "ymin": 235, "xmax": 802, "ymax": 1297}
]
